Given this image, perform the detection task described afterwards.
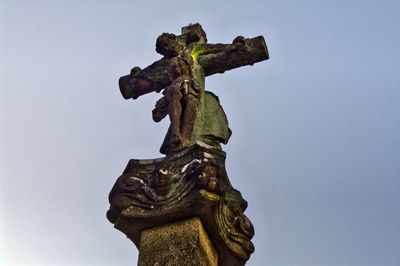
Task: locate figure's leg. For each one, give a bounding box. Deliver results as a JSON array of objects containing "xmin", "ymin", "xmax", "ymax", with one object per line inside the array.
[
  {"xmin": 181, "ymin": 94, "xmax": 198, "ymax": 148},
  {"xmin": 167, "ymin": 87, "xmax": 183, "ymax": 149}
]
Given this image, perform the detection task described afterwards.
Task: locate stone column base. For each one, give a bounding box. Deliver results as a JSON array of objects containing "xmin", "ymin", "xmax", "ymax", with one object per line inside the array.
[
  {"xmin": 107, "ymin": 144, "xmax": 254, "ymax": 265},
  {"xmin": 138, "ymin": 217, "xmax": 217, "ymax": 266}
]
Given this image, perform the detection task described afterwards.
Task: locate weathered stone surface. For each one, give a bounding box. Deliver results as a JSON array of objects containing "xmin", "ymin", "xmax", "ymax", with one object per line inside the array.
[
  {"xmin": 118, "ymin": 23, "xmax": 268, "ymax": 154},
  {"xmin": 107, "ymin": 143, "xmax": 254, "ymax": 265},
  {"xmin": 108, "ymin": 23, "xmax": 269, "ymax": 266},
  {"xmin": 138, "ymin": 217, "xmax": 217, "ymax": 266}
]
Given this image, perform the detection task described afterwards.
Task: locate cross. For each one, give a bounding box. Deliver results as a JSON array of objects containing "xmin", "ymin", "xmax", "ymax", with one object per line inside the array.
[{"xmin": 119, "ymin": 23, "xmax": 269, "ymax": 155}]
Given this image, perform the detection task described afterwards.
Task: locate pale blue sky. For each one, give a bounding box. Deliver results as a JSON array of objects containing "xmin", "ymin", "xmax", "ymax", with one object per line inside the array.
[{"xmin": 1, "ymin": 1, "xmax": 400, "ymax": 265}]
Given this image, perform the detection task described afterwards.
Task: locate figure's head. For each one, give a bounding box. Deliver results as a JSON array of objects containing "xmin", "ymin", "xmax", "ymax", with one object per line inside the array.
[
  {"xmin": 181, "ymin": 23, "xmax": 207, "ymax": 44},
  {"xmin": 156, "ymin": 33, "xmax": 183, "ymax": 57}
]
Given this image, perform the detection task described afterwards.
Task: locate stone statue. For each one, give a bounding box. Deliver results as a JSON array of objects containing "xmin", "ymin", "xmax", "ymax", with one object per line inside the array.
[
  {"xmin": 108, "ymin": 23, "xmax": 269, "ymax": 266},
  {"xmin": 119, "ymin": 23, "xmax": 268, "ymax": 154}
]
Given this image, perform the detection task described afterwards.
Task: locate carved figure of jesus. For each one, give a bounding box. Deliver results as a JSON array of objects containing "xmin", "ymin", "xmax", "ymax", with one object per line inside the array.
[
  {"xmin": 157, "ymin": 56, "xmax": 199, "ymax": 151},
  {"xmin": 119, "ymin": 23, "xmax": 268, "ymax": 155},
  {"xmin": 151, "ymin": 28, "xmax": 205, "ymax": 153}
]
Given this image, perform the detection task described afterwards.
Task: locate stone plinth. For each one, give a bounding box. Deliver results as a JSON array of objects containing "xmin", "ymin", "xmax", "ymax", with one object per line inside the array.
[
  {"xmin": 138, "ymin": 217, "xmax": 217, "ymax": 266},
  {"xmin": 107, "ymin": 143, "xmax": 254, "ymax": 265}
]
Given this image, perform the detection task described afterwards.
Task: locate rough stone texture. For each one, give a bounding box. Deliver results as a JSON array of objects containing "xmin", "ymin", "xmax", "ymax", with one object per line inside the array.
[
  {"xmin": 118, "ymin": 23, "xmax": 268, "ymax": 155},
  {"xmin": 108, "ymin": 23, "xmax": 269, "ymax": 266},
  {"xmin": 138, "ymin": 217, "xmax": 217, "ymax": 266},
  {"xmin": 107, "ymin": 143, "xmax": 254, "ymax": 265}
]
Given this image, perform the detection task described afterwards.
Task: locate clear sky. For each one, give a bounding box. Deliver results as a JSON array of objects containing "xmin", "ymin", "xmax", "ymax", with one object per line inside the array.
[{"xmin": 1, "ymin": 1, "xmax": 399, "ymax": 265}]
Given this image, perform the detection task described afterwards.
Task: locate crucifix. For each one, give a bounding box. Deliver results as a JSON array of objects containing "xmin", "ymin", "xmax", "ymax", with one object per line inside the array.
[
  {"xmin": 119, "ymin": 23, "xmax": 268, "ymax": 154},
  {"xmin": 108, "ymin": 23, "xmax": 269, "ymax": 266}
]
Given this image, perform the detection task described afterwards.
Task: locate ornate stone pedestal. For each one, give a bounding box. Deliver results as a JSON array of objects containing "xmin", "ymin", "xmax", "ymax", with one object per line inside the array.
[{"xmin": 107, "ymin": 143, "xmax": 255, "ymax": 265}]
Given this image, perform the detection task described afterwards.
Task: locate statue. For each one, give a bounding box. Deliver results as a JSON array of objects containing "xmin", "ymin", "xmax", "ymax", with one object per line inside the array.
[
  {"xmin": 108, "ymin": 23, "xmax": 269, "ymax": 266},
  {"xmin": 119, "ymin": 23, "xmax": 268, "ymax": 154}
]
